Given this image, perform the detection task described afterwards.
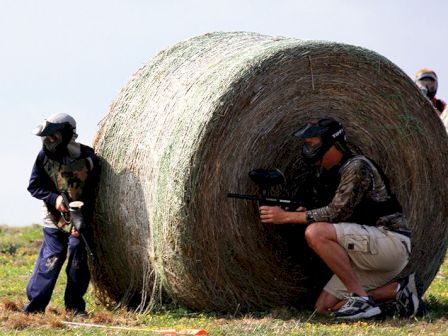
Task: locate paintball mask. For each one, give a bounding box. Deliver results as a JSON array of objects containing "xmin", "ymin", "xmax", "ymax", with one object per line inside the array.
[
  {"xmin": 33, "ymin": 113, "xmax": 77, "ymax": 154},
  {"xmin": 41, "ymin": 130, "xmax": 63, "ymax": 153},
  {"xmin": 293, "ymin": 117, "xmax": 346, "ymax": 163},
  {"xmin": 415, "ymin": 68, "xmax": 438, "ymax": 100}
]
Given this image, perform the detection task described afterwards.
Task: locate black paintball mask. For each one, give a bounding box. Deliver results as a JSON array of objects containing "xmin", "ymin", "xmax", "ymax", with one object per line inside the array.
[
  {"xmin": 415, "ymin": 70, "xmax": 438, "ymax": 100},
  {"xmin": 416, "ymin": 78, "xmax": 438, "ymax": 100},
  {"xmin": 293, "ymin": 118, "xmax": 347, "ymax": 164}
]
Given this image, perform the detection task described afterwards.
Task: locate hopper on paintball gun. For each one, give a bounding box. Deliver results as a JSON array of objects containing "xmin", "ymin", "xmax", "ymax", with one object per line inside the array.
[
  {"xmin": 227, "ymin": 169, "xmax": 302, "ymax": 210},
  {"xmin": 59, "ymin": 193, "xmax": 94, "ymax": 259}
]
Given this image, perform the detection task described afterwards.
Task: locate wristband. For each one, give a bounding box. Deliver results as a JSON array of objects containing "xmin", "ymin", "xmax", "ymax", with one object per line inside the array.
[{"xmin": 306, "ymin": 211, "xmax": 315, "ymax": 224}]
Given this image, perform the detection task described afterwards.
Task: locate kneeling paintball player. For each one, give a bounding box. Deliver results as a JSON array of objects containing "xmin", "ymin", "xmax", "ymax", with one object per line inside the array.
[
  {"xmin": 24, "ymin": 113, "xmax": 99, "ymax": 315},
  {"xmin": 259, "ymin": 117, "xmax": 421, "ymax": 320}
]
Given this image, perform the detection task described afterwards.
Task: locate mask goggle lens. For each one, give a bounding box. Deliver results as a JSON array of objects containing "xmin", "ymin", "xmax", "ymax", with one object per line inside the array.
[
  {"xmin": 416, "ymin": 77, "xmax": 437, "ymax": 98},
  {"xmin": 302, "ymin": 140, "xmax": 322, "ymax": 157},
  {"xmin": 42, "ymin": 132, "xmax": 63, "ymax": 153}
]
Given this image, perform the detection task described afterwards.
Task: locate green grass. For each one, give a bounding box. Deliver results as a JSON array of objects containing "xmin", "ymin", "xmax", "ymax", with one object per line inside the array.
[{"xmin": 1, "ymin": 225, "xmax": 448, "ymax": 335}]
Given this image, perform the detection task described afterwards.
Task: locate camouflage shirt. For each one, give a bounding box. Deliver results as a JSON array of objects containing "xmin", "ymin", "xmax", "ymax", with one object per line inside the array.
[{"xmin": 306, "ymin": 155, "xmax": 410, "ymax": 235}]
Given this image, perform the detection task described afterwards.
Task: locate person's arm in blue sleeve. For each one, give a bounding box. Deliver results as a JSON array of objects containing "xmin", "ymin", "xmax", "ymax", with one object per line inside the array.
[{"xmin": 27, "ymin": 149, "xmax": 59, "ymax": 208}]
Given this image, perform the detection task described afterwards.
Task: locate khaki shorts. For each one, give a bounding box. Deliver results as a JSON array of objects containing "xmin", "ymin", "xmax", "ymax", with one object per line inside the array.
[{"xmin": 324, "ymin": 223, "xmax": 411, "ymax": 300}]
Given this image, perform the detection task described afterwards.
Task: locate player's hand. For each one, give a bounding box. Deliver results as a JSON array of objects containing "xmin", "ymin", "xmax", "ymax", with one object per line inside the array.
[
  {"xmin": 55, "ymin": 195, "xmax": 68, "ymax": 212},
  {"xmin": 259, "ymin": 206, "xmax": 288, "ymax": 224},
  {"xmin": 71, "ymin": 227, "xmax": 80, "ymax": 237}
]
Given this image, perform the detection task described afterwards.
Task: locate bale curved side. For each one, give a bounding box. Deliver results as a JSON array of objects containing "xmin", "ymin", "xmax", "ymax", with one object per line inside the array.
[
  {"xmin": 441, "ymin": 108, "xmax": 448, "ymax": 130},
  {"xmin": 92, "ymin": 32, "xmax": 448, "ymax": 312}
]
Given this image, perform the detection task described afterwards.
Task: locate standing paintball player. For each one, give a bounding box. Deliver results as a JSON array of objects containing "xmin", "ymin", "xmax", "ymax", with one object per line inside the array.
[
  {"xmin": 24, "ymin": 113, "xmax": 99, "ymax": 315},
  {"xmin": 414, "ymin": 68, "xmax": 446, "ymax": 115},
  {"xmin": 260, "ymin": 117, "xmax": 420, "ymax": 319}
]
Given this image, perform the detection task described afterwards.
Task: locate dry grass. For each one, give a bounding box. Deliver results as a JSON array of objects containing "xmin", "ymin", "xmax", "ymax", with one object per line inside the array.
[
  {"xmin": 90, "ymin": 310, "xmax": 114, "ymax": 324},
  {"xmin": 2, "ymin": 298, "xmax": 21, "ymax": 312},
  {"xmin": 2, "ymin": 225, "xmax": 448, "ymax": 335},
  {"xmin": 1, "ymin": 307, "xmax": 66, "ymax": 330}
]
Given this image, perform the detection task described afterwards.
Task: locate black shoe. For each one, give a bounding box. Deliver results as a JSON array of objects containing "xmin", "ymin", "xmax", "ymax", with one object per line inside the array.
[
  {"xmin": 23, "ymin": 308, "xmax": 45, "ymax": 314},
  {"xmin": 396, "ymin": 273, "xmax": 421, "ymax": 317},
  {"xmin": 335, "ymin": 293, "xmax": 382, "ymax": 320},
  {"xmin": 377, "ymin": 299, "xmax": 400, "ymax": 317},
  {"xmin": 23, "ymin": 304, "xmax": 45, "ymax": 314}
]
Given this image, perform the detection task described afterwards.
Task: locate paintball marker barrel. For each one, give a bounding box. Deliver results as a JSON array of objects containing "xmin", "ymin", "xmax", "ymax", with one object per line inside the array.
[{"xmin": 227, "ymin": 193, "xmax": 301, "ymax": 209}]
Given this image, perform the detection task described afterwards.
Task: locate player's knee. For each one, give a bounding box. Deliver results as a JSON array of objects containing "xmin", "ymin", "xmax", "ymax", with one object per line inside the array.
[
  {"xmin": 305, "ymin": 222, "xmax": 330, "ymax": 248},
  {"xmin": 305, "ymin": 222, "xmax": 336, "ymax": 249}
]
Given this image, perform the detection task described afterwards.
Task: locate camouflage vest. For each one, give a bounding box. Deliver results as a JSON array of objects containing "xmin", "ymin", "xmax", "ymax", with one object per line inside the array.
[
  {"xmin": 43, "ymin": 155, "xmax": 92, "ymax": 231},
  {"xmin": 43, "ymin": 156, "xmax": 92, "ymax": 202}
]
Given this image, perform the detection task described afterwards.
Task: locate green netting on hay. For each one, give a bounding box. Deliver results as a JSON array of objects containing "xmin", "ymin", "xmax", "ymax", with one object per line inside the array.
[{"xmin": 91, "ymin": 32, "xmax": 448, "ymax": 312}]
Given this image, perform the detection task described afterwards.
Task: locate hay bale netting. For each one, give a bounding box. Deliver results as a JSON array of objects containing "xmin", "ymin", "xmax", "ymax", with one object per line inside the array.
[{"xmin": 92, "ymin": 32, "xmax": 448, "ymax": 312}]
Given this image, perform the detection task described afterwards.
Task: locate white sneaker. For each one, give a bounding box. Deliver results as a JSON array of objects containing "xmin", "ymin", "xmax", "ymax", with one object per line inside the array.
[
  {"xmin": 396, "ymin": 273, "xmax": 420, "ymax": 317},
  {"xmin": 335, "ymin": 293, "xmax": 381, "ymax": 320}
]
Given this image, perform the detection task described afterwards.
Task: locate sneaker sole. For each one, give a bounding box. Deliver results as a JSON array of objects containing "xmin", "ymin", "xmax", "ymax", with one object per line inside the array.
[{"xmin": 336, "ymin": 306, "xmax": 382, "ymax": 320}]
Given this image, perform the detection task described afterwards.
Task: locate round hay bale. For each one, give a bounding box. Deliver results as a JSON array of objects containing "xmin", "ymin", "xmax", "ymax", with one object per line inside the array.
[{"xmin": 92, "ymin": 32, "xmax": 448, "ymax": 312}]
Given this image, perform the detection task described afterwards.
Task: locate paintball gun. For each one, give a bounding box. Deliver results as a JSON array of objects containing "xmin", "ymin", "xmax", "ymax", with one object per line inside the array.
[
  {"xmin": 60, "ymin": 193, "xmax": 95, "ymax": 259},
  {"xmin": 227, "ymin": 169, "xmax": 302, "ymax": 210}
]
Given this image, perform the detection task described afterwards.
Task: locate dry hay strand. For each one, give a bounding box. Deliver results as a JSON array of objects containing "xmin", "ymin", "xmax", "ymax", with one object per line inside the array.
[
  {"xmin": 92, "ymin": 32, "xmax": 448, "ymax": 312},
  {"xmin": 2, "ymin": 311, "xmax": 65, "ymax": 330},
  {"xmin": 90, "ymin": 310, "xmax": 115, "ymax": 324},
  {"xmin": 4, "ymin": 313, "xmax": 31, "ymax": 330},
  {"xmin": 440, "ymin": 108, "xmax": 448, "ymax": 130},
  {"xmin": 2, "ymin": 298, "xmax": 21, "ymax": 312}
]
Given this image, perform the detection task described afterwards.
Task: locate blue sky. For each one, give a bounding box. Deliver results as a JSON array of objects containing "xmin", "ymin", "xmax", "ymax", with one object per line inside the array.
[{"xmin": 1, "ymin": 0, "xmax": 447, "ymax": 226}]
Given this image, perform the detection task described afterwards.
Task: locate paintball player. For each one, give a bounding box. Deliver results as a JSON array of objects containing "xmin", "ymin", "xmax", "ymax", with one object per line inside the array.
[
  {"xmin": 24, "ymin": 113, "xmax": 99, "ymax": 315},
  {"xmin": 259, "ymin": 117, "xmax": 420, "ymax": 320},
  {"xmin": 414, "ymin": 68, "xmax": 446, "ymax": 115}
]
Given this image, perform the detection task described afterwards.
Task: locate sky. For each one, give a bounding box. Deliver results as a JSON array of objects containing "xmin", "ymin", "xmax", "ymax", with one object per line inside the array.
[{"xmin": 1, "ymin": 0, "xmax": 447, "ymax": 226}]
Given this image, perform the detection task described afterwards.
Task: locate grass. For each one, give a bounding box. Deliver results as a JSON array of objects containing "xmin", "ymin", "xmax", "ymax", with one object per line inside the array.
[{"xmin": 1, "ymin": 225, "xmax": 448, "ymax": 335}]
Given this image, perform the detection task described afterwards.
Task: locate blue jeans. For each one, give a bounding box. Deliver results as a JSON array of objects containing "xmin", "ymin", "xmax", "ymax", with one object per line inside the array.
[{"xmin": 24, "ymin": 227, "xmax": 90, "ymax": 313}]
